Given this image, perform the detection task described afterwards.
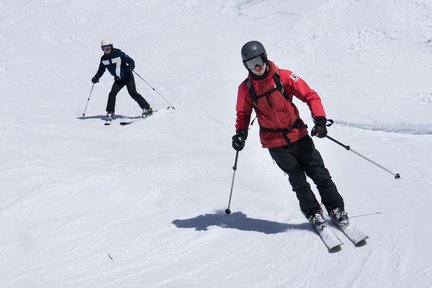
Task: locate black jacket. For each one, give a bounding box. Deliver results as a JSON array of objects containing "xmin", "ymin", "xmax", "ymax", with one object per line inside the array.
[{"xmin": 94, "ymin": 48, "xmax": 134, "ymax": 81}]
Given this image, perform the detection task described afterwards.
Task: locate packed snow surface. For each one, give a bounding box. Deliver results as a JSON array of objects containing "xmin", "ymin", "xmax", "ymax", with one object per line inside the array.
[{"xmin": 1, "ymin": 0, "xmax": 432, "ymax": 287}]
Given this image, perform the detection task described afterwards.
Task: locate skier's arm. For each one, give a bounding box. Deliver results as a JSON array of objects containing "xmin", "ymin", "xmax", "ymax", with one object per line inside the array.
[
  {"xmin": 283, "ymin": 71, "xmax": 326, "ymax": 118},
  {"xmin": 91, "ymin": 60, "xmax": 106, "ymax": 83},
  {"xmin": 235, "ymin": 82, "xmax": 253, "ymax": 132},
  {"xmin": 94, "ymin": 61, "xmax": 106, "ymax": 79},
  {"xmin": 123, "ymin": 53, "xmax": 135, "ymax": 71}
]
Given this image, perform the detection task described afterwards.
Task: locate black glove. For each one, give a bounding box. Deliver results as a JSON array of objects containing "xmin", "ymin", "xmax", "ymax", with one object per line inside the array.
[
  {"xmin": 91, "ymin": 76, "xmax": 99, "ymax": 84},
  {"xmin": 127, "ymin": 63, "xmax": 135, "ymax": 71},
  {"xmin": 232, "ymin": 130, "xmax": 248, "ymax": 151},
  {"xmin": 311, "ymin": 116, "xmax": 328, "ymax": 138}
]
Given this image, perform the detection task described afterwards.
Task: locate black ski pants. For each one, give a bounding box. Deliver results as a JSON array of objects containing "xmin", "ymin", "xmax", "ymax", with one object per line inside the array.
[
  {"xmin": 106, "ymin": 75, "xmax": 150, "ymax": 114},
  {"xmin": 268, "ymin": 135, "xmax": 344, "ymax": 218}
]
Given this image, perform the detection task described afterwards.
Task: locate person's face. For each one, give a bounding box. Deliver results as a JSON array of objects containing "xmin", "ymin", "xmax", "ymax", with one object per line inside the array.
[
  {"xmin": 251, "ymin": 63, "xmax": 267, "ymax": 76},
  {"xmin": 244, "ymin": 55, "xmax": 266, "ymax": 76},
  {"xmin": 101, "ymin": 45, "xmax": 112, "ymax": 54}
]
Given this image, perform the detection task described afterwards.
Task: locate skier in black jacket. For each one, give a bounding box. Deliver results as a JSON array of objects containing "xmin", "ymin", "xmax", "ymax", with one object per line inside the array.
[{"xmin": 91, "ymin": 39, "xmax": 152, "ymax": 121}]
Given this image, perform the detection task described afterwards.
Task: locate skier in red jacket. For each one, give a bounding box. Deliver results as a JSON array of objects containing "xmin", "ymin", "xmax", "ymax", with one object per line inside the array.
[{"xmin": 233, "ymin": 41, "xmax": 348, "ymax": 229}]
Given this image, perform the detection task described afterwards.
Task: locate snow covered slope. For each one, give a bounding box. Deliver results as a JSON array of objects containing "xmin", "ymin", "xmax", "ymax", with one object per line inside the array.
[{"xmin": 0, "ymin": 0, "xmax": 431, "ymax": 287}]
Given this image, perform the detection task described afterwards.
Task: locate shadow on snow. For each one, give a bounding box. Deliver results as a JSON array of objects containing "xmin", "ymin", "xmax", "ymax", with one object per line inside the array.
[
  {"xmin": 77, "ymin": 114, "xmax": 143, "ymax": 121},
  {"xmin": 172, "ymin": 211, "xmax": 311, "ymax": 234}
]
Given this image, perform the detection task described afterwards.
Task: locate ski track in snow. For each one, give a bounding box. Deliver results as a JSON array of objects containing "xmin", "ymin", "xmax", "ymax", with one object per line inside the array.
[
  {"xmin": 388, "ymin": 241, "xmax": 432, "ymax": 288},
  {"xmin": 332, "ymin": 119, "xmax": 432, "ymax": 135}
]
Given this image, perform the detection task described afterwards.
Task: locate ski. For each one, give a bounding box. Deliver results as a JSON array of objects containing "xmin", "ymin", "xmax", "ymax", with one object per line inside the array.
[
  {"xmin": 312, "ymin": 223, "xmax": 343, "ymax": 252},
  {"xmin": 333, "ymin": 222, "xmax": 368, "ymax": 246},
  {"xmin": 119, "ymin": 108, "xmax": 158, "ymax": 125},
  {"xmin": 119, "ymin": 114, "xmax": 152, "ymax": 125}
]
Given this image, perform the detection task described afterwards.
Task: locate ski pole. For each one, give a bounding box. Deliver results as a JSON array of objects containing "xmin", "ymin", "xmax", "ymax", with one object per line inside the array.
[
  {"xmin": 325, "ymin": 135, "xmax": 401, "ymax": 179},
  {"xmin": 225, "ymin": 151, "xmax": 240, "ymax": 214},
  {"xmin": 133, "ymin": 71, "xmax": 176, "ymax": 110},
  {"xmin": 82, "ymin": 83, "xmax": 95, "ymax": 117}
]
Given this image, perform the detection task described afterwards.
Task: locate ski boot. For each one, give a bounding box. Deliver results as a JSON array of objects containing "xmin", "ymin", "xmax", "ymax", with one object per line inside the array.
[
  {"xmin": 329, "ymin": 206, "xmax": 350, "ymax": 228},
  {"xmin": 307, "ymin": 209, "xmax": 326, "ymax": 231},
  {"xmin": 142, "ymin": 108, "xmax": 153, "ymax": 118},
  {"xmin": 105, "ymin": 113, "xmax": 114, "ymax": 125}
]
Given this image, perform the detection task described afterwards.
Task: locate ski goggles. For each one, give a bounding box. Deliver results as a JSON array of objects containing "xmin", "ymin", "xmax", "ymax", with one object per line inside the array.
[
  {"xmin": 244, "ymin": 55, "xmax": 265, "ymax": 70},
  {"xmin": 101, "ymin": 45, "xmax": 113, "ymax": 52}
]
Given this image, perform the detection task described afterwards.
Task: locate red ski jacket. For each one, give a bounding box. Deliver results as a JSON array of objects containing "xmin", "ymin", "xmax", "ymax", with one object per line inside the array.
[{"xmin": 235, "ymin": 61, "xmax": 326, "ymax": 148}]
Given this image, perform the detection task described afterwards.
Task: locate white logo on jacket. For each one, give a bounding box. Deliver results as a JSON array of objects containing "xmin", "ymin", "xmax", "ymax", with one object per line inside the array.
[
  {"xmin": 102, "ymin": 57, "xmax": 122, "ymax": 78},
  {"xmin": 290, "ymin": 73, "xmax": 299, "ymax": 82}
]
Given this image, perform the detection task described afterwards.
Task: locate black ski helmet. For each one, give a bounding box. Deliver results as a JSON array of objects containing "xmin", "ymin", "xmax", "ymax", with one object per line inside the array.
[{"xmin": 241, "ymin": 40, "xmax": 267, "ymax": 68}]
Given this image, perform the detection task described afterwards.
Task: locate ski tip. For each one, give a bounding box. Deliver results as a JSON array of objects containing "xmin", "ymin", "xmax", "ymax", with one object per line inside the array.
[
  {"xmin": 354, "ymin": 237, "xmax": 368, "ymax": 247},
  {"xmin": 329, "ymin": 245, "xmax": 342, "ymax": 253}
]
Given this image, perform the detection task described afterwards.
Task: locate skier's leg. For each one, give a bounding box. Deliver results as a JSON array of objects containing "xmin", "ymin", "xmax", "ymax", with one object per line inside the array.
[
  {"xmin": 297, "ymin": 135, "xmax": 344, "ymax": 213},
  {"xmin": 269, "ymin": 145, "xmax": 321, "ymax": 217},
  {"xmin": 106, "ymin": 81, "xmax": 124, "ymax": 114},
  {"xmin": 126, "ymin": 75, "xmax": 150, "ymax": 109}
]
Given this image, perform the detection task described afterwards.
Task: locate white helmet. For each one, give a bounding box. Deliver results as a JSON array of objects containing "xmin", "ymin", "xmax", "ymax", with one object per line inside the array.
[{"xmin": 101, "ymin": 39, "xmax": 113, "ymax": 47}]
